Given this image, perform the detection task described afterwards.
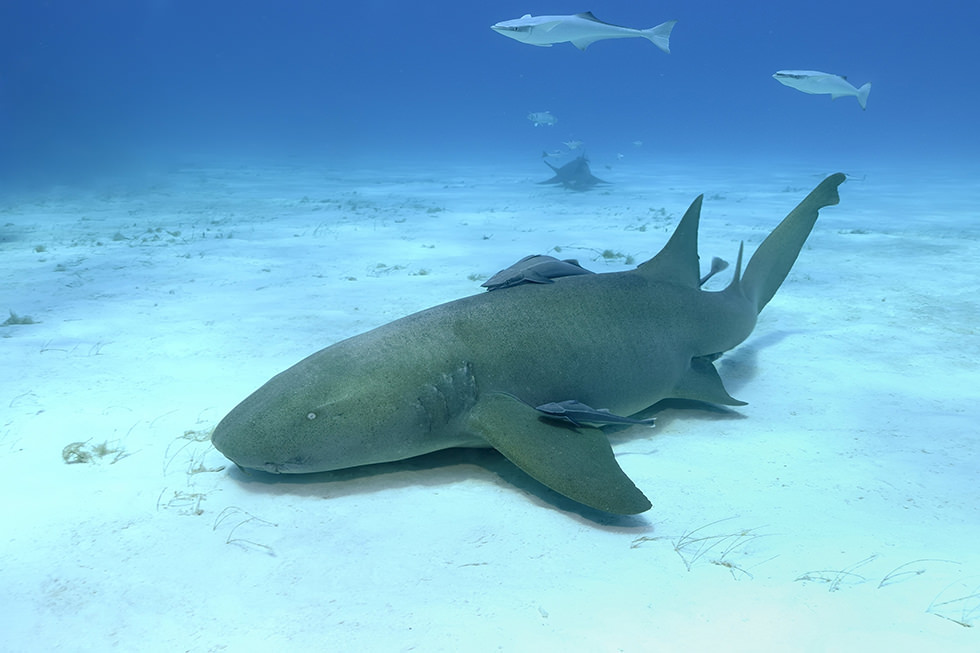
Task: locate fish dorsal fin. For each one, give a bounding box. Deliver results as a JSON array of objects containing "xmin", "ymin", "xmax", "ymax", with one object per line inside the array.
[
  {"xmin": 721, "ymin": 241, "xmax": 745, "ymax": 298},
  {"xmin": 576, "ymin": 12, "xmax": 601, "ymax": 22},
  {"xmin": 636, "ymin": 194, "xmax": 703, "ymax": 287}
]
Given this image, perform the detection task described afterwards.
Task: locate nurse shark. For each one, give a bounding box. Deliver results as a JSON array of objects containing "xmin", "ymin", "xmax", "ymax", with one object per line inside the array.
[{"xmin": 212, "ymin": 174, "xmax": 846, "ymax": 514}]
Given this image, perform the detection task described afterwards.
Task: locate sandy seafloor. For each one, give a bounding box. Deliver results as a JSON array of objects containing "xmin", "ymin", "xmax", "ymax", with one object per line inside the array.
[{"xmin": 2, "ymin": 156, "xmax": 978, "ymax": 651}]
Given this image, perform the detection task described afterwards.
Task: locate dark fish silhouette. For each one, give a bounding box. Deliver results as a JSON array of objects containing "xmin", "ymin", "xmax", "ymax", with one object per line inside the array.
[{"xmin": 539, "ymin": 155, "xmax": 608, "ymax": 191}]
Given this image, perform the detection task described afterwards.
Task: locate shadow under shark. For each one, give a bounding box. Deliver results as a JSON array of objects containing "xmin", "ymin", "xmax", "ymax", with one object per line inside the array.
[{"xmin": 212, "ymin": 174, "xmax": 846, "ymax": 515}]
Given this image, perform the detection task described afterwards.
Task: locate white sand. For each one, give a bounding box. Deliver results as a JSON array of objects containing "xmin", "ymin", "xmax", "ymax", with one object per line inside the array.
[{"xmin": 2, "ymin": 158, "xmax": 978, "ymax": 651}]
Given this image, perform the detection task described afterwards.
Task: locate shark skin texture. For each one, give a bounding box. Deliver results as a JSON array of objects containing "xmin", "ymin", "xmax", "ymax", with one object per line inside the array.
[{"xmin": 212, "ymin": 174, "xmax": 847, "ymax": 515}]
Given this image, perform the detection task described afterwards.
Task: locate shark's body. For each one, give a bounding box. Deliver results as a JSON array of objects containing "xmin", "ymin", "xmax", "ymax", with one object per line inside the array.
[
  {"xmin": 212, "ymin": 174, "xmax": 846, "ymax": 514},
  {"xmin": 773, "ymin": 70, "xmax": 872, "ymax": 110},
  {"xmin": 539, "ymin": 155, "xmax": 607, "ymax": 191},
  {"xmin": 492, "ymin": 12, "xmax": 676, "ymax": 52}
]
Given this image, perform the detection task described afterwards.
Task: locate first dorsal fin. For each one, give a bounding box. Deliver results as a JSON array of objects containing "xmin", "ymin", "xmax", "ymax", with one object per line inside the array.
[{"xmin": 636, "ymin": 194, "xmax": 703, "ymax": 287}]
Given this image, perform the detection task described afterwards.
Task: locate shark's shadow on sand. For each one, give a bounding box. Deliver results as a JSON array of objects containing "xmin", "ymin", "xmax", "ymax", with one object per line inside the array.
[{"xmin": 538, "ymin": 155, "xmax": 608, "ymax": 191}]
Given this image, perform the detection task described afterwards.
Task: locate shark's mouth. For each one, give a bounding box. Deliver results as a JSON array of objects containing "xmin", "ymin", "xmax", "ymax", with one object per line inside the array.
[
  {"xmin": 261, "ymin": 462, "xmax": 288, "ymax": 473},
  {"xmin": 246, "ymin": 457, "xmax": 314, "ymax": 474}
]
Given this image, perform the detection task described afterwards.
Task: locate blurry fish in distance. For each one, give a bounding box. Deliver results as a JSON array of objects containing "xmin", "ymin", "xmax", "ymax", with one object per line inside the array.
[
  {"xmin": 773, "ymin": 70, "xmax": 872, "ymax": 110},
  {"xmin": 492, "ymin": 12, "xmax": 676, "ymax": 52}
]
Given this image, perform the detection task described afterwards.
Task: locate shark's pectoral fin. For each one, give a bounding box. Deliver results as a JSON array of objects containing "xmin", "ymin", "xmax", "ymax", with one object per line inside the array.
[
  {"xmin": 571, "ymin": 38, "xmax": 599, "ymax": 51},
  {"xmin": 672, "ymin": 356, "xmax": 747, "ymax": 406},
  {"xmin": 463, "ymin": 393, "xmax": 652, "ymax": 515}
]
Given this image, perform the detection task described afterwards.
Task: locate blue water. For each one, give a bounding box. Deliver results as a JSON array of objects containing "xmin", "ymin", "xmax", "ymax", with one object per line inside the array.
[{"xmin": 1, "ymin": 1, "xmax": 977, "ymax": 187}]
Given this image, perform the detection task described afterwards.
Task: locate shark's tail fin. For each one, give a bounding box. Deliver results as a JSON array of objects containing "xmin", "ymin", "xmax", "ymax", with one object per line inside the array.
[
  {"xmin": 737, "ymin": 173, "xmax": 846, "ymax": 314},
  {"xmin": 856, "ymin": 82, "xmax": 871, "ymax": 110},
  {"xmin": 643, "ymin": 20, "xmax": 677, "ymax": 54}
]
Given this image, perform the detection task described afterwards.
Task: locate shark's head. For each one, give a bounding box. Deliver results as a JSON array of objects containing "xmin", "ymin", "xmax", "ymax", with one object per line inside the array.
[
  {"xmin": 490, "ymin": 15, "xmax": 537, "ymax": 44},
  {"xmin": 211, "ymin": 344, "xmax": 443, "ymax": 474},
  {"xmin": 211, "ymin": 338, "xmax": 477, "ymax": 475}
]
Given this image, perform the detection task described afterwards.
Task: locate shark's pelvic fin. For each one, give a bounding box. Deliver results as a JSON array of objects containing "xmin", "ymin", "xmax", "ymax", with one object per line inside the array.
[
  {"xmin": 671, "ymin": 356, "xmax": 746, "ymax": 406},
  {"xmin": 740, "ymin": 173, "xmax": 846, "ymax": 313},
  {"xmin": 464, "ymin": 393, "xmax": 652, "ymax": 514}
]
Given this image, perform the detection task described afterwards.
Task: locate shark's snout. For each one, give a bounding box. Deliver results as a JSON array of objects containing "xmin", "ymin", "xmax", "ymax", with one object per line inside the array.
[{"xmin": 211, "ymin": 405, "xmax": 326, "ymax": 474}]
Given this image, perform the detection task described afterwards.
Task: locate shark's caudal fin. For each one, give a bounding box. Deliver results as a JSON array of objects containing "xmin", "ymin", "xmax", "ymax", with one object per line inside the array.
[
  {"xmin": 643, "ymin": 20, "xmax": 677, "ymax": 54},
  {"xmin": 856, "ymin": 82, "xmax": 871, "ymax": 110},
  {"xmin": 739, "ymin": 173, "xmax": 846, "ymax": 314}
]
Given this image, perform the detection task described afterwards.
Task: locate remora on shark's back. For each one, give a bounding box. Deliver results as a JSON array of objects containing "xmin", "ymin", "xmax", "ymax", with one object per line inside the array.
[
  {"xmin": 211, "ymin": 174, "xmax": 847, "ymax": 515},
  {"xmin": 491, "ymin": 12, "xmax": 676, "ymax": 52}
]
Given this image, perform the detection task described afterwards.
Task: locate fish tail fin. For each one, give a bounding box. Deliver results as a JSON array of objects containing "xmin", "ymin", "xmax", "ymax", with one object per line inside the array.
[
  {"xmin": 857, "ymin": 82, "xmax": 871, "ymax": 110},
  {"xmin": 643, "ymin": 20, "xmax": 677, "ymax": 53},
  {"xmin": 740, "ymin": 173, "xmax": 846, "ymax": 314}
]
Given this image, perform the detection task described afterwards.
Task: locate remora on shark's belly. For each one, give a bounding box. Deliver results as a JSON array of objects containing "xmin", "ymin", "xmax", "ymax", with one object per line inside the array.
[{"xmin": 212, "ymin": 174, "xmax": 847, "ymax": 515}]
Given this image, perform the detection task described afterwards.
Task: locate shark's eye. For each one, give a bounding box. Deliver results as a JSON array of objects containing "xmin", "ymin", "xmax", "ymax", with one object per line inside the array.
[{"xmin": 307, "ymin": 412, "xmax": 317, "ymax": 420}]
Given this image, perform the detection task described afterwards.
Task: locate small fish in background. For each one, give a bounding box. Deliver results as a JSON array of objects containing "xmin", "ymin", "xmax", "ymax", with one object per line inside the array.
[
  {"xmin": 773, "ymin": 70, "xmax": 872, "ymax": 110},
  {"xmin": 563, "ymin": 139, "xmax": 584, "ymax": 150},
  {"xmin": 541, "ymin": 149, "xmax": 564, "ymax": 158},
  {"xmin": 492, "ymin": 12, "xmax": 676, "ymax": 53},
  {"xmin": 632, "ymin": 140, "xmax": 643, "ymax": 147},
  {"xmin": 528, "ymin": 111, "xmax": 557, "ymax": 127}
]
